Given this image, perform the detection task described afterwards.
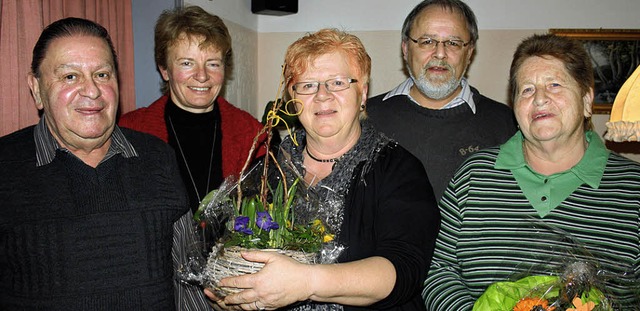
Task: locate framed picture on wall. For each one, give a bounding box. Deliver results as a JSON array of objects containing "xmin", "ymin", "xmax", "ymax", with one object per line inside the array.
[{"xmin": 549, "ymin": 29, "xmax": 640, "ymax": 114}]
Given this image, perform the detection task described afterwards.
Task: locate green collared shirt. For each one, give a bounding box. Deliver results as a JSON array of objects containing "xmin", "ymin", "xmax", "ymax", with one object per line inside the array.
[{"xmin": 495, "ymin": 130, "xmax": 609, "ymax": 217}]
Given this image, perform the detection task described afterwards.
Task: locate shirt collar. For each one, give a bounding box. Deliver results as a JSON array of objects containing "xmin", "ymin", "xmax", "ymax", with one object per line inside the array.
[
  {"xmin": 382, "ymin": 77, "xmax": 476, "ymax": 113},
  {"xmin": 34, "ymin": 116, "xmax": 138, "ymax": 167},
  {"xmin": 495, "ymin": 130, "xmax": 609, "ymax": 188}
]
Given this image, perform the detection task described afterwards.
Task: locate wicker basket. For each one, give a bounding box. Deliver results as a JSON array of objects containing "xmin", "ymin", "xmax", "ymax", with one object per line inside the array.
[{"xmin": 203, "ymin": 246, "xmax": 317, "ymax": 297}]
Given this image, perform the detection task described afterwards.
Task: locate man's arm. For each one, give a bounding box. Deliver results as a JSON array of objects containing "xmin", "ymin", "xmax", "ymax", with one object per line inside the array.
[{"xmin": 172, "ymin": 211, "xmax": 214, "ymax": 311}]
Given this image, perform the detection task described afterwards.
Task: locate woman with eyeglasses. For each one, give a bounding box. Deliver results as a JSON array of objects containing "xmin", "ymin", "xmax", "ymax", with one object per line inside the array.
[{"xmin": 205, "ymin": 28, "xmax": 440, "ymax": 311}]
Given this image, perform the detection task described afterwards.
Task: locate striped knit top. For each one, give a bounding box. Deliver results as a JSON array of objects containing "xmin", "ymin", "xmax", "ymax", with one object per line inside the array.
[{"xmin": 423, "ymin": 133, "xmax": 640, "ymax": 310}]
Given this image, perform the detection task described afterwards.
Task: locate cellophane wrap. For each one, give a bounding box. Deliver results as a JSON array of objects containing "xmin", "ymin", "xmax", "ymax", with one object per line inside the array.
[
  {"xmin": 473, "ymin": 221, "xmax": 638, "ymax": 311},
  {"xmin": 177, "ymin": 155, "xmax": 345, "ymax": 294}
]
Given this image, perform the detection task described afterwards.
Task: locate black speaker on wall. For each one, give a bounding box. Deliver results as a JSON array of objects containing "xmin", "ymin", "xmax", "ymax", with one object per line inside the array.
[{"xmin": 251, "ymin": 0, "xmax": 298, "ymax": 16}]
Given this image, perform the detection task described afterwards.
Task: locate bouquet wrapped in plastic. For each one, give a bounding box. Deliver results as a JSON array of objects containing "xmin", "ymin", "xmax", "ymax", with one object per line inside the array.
[
  {"xmin": 178, "ymin": 85, "xmax": 344, "ymax": 296},
  {"xmin": 182, "ymin": 159, "xmax": 341, "ymax": 296},
  {"xmin": 473, "ymin": 260, "xmax": 612, "ymax": 311},
  {"xmin": 472, "ymin": 223, "xmax": 638, "ymax": 311}
]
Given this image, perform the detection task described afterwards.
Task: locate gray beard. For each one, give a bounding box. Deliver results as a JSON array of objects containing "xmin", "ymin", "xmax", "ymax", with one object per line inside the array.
[{"xmin": 407, "ymin": 63, "xmax": 463, "ymax": 100}]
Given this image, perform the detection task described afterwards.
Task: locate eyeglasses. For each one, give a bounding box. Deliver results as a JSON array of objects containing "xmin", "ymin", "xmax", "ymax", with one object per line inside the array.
[
  {"xmin": 407, "ymin": 36, "xmax": 470, "ymax": 52},
  {"xmin": 292, "ymin": 77, "xmax": 358, "ymax": 95}
]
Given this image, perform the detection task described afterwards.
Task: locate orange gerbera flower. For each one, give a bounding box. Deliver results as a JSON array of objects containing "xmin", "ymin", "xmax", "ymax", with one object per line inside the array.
[
  {"xmin": 566, "ymin": 297, "xmax": 595, "ymax": 311},
  {"xmin": 513, "ymin": 297, "xmax": 557, "ymax": 311}
]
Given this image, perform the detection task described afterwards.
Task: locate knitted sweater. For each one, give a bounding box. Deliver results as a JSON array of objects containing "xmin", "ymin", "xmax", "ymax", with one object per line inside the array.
[
  {"xmin": 366, "ymin": 87, "xmax": 517, "ymax": 202},
  {"xmin": 119, "ymin": 95, "xmax": 266, "ymax": 179},
  {"xmin": 0, "ymin": 126, "xmax": 189, "ymax": 310},
  {"xmin": 423, "ymin": 144, "xmax": 640, "ymax": 310}
]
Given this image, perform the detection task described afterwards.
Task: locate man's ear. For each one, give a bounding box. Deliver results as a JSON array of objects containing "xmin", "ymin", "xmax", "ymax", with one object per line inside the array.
[
  {"xmin": 401, "ymin": 40, "xmax": 409, "ymax": 62},
  {"xmin": 27, "ymin": 73, "xmax": 43, "ymax": 110},
  {"xmin": 466, "ymin": 44, "xmax": 475, "ymax": 64}
]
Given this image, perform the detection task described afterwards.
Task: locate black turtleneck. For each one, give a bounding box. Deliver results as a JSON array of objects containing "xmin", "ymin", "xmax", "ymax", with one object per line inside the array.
[{"xmin": 165, "ymin": 99, "xmax": 223, "ymax": 213}]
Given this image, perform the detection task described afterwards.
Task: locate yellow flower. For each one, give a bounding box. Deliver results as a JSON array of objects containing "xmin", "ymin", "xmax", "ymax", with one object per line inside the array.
[
  {"xmin": 323, "ymin": 234, "xmax": 334, "ymax": 243},
  {"xmin": 312, "ymin": 219, "xmax": 326, "ymax": 233},
  {"xmin": 566, "ymin": 297, "xmax": 595, "ymax": 311}
]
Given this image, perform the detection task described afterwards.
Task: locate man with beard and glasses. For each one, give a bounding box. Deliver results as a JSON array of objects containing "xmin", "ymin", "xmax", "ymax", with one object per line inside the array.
[{"xmin": 367, "ymin": 0, "xmax": 517, "ymax": 202}]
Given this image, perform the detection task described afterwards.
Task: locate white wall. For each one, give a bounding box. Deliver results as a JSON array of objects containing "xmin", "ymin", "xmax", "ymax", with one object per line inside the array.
[{"xmin": 198, "ymin": 0, "xmax": 640, "ymax": 32}]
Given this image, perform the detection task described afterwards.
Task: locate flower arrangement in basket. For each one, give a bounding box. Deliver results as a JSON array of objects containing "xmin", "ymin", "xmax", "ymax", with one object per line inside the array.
[
  {"xmin": 190, "ymin": 170, "xmax": 332, "ymax": 296},
  {"xmin": 220, "ymin": 178, "xmax": 333, "ymax": 252},
  {"xmin": 179, "ymin": 74, "xmax": 342, "ymax": 297}
]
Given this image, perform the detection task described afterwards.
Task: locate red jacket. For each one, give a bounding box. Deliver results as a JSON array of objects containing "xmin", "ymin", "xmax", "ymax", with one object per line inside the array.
[{"xmin": 119, "ymin": 95, "xmax": 266, "ymax": 178}]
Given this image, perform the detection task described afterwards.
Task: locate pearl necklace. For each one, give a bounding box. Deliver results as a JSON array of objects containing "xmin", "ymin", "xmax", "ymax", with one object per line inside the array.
[{"xmin": 305, "ymin": 146, "xmax": 342, "ymax": 163}]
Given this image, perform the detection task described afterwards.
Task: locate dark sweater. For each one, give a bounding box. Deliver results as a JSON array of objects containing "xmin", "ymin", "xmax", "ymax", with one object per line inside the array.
[
  {"xmin": 341, "ymin": 142, "xmax": 440, "ymax": 311},
  {"xmin": 278, "ymin": 127, "xmax": 440, "ymax": 311},
  {"xmin": 0, "ymin": 126, "xmax": 188, "ymax": 310},
  {"xmin": 165, "ymin": 100, "xmax": 224, "ymax": 212},
  {"xmin": 366, "ymin": 88, "xmax": 517, "ymax": 202}
]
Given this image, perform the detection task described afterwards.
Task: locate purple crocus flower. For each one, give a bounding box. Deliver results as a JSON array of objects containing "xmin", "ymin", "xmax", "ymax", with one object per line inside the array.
[
  {"xmin": 256, "ymin": 211, "xmax": 280, "ymax": 231},
  {"xmin": 234, "ymin": 216, "xmax": 253, "ymax": 235}
]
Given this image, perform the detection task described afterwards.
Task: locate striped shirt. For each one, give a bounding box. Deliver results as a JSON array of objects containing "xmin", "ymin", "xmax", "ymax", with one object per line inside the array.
[
  {"xmin": 34, "ymin": 118, "xmax": 211, "ymax": 310},
  {"xmin": 423, "ymin": 132, "xmax": 640, "ymax": 310},
  {"xmin": 382, "ymin": 77, "xmax": 476, "ymax": 113},
  {"xmin": 34, "ymin": 115, "xmax": 138, "ymax": 166}
]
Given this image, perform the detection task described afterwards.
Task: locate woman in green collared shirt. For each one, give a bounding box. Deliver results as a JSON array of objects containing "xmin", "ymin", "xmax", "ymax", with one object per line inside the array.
[{"xmin": 423, "ymin": 34, "xmax": 640, "ymax": 310}]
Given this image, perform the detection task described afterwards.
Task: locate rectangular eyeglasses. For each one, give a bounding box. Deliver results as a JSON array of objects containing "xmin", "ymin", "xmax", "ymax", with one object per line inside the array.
[{"xmin": 292, "ymin": 77, "xmax": 358, "ymax": 95}]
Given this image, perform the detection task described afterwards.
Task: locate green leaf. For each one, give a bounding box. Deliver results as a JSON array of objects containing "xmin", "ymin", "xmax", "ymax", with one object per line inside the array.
[{"xmin": 194, "ymin": 189, "xmax": 218, "ymax": 221}]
